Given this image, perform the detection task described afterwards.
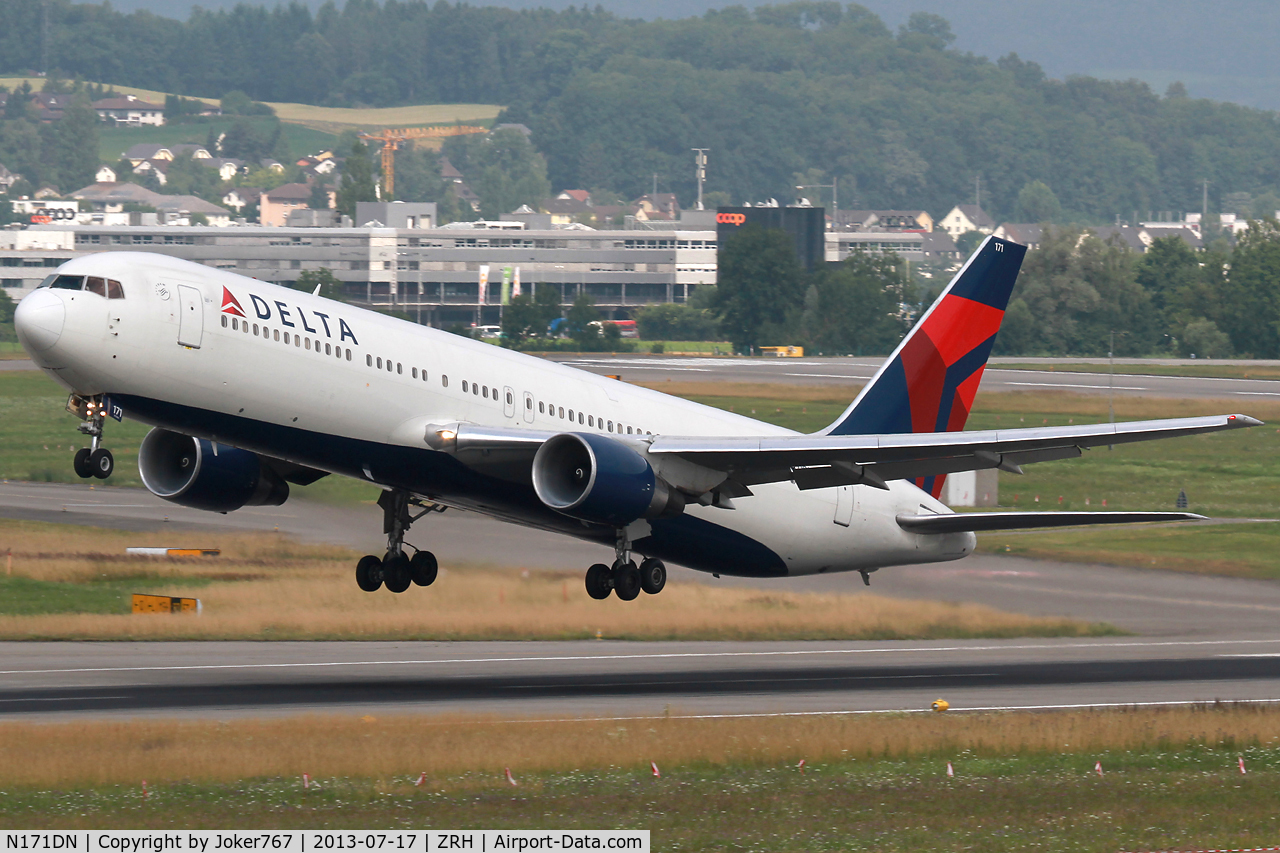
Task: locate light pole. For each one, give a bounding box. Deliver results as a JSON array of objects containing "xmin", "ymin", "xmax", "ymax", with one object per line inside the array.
[{"xmin": 796, "ymin": 177, "xmax": 837, "ymax": 226}]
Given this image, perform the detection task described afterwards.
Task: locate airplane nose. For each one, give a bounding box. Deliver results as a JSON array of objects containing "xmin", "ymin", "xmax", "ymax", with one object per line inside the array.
[{"xmin": 14, "ymin": 289, "xmax": 65, "ymax": 353}]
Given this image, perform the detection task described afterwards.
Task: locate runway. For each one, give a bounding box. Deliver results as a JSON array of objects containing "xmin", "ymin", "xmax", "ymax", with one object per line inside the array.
[
  {"xmin": 2, "ymin": 481, "xmax": 1280, "ymax": 719},
  {"xmin": 547, "ymin": 354, "xmax": 1280, "ymax": 400}
]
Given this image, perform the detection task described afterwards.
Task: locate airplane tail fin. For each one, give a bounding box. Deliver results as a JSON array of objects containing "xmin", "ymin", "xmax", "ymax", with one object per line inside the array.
[{"xmin": 820, "ymin": 235, "xmax": 1027, "ymax": 496}]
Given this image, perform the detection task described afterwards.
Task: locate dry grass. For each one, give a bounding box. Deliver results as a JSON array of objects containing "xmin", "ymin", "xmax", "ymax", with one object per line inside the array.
[
  {"xmin": 0, "ymin": 704, "xmax": 1274, "ymax": 788},
  {"xmin": 0, "ymin": 517, "xmax": 1099, "ymax": 640},
  {"xmin": 0, "ymin": 78, "xmax": 213, "ymax": 107},
  {"xmin": 266, "ymin": 102, "xmax": 501, "ymax": 133}
]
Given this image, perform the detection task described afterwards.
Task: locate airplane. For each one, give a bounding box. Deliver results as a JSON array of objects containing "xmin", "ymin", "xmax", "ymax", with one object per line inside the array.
[{"xmin": 12, "ymin": 236, "xmax": 1259, "ymax": 599}]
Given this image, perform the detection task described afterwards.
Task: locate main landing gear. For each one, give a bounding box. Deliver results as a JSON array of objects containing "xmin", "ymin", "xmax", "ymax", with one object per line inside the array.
[
  {"xmin": 354, "ymin": 489, "xmax": 445, "ymax": 593},
  {"xmin": 584, "ymin": 529, "xmax": 667, "ymax": 602},
  {"xmin": 69, "ymin": 394, "xmax": 114, "ymax": 480}
]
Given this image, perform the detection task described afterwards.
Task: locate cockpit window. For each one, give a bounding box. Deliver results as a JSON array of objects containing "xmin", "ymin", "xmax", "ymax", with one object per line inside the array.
[
  {"xmin": 85, "ymin": 277, "xmax": 107, "ymax": 297},
  {"xmin": 107, "ymin": 279, "xmax": 124, "ymax": 299},
  {"xmin": 37, "ymin": 274, "xmax": 57, "ymax": 289},
  {"xmin": 51, "ymin": 275, "xmax": 84, "ymax": 290}
]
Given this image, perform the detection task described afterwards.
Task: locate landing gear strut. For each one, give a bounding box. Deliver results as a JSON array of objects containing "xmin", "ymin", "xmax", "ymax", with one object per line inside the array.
[
  {"xmin": 69, "ymin": 394, "xmax": 113, "ymax": 480},
  {"xmin": 354, "ymin": 489, "xmax": 443, "ymax": 593},
  {"xmin": 583, "ymin": 528, "xmax": 666, "ymax": 601}
]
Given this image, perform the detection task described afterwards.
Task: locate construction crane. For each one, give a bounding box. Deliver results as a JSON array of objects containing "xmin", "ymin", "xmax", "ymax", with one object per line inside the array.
[{"xmin": 359, "ymin": 125, "xmax": 488, "ymax": 198}]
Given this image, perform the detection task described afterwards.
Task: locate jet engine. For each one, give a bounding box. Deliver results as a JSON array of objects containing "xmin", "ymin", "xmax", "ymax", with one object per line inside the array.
[
  {"xmin": 138, "ymin": 427, "xmax": 289, "ymax": 513},
  {"xmin": 531, "ymin": 432, "xmax": 684, "ymax": 525}
]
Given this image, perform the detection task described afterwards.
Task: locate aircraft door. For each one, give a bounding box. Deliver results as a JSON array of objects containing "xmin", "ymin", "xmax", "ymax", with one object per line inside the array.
[
  {"xmin": 833, "ymin": 485, "xmax": 855, "ymax": 527},
  {"xmin": 177, "ymin": 285, "xmax": 203, "ymax": 349},
  {"xmin": 522, "ymin": 391, "xmax": 535, "ymax": 423},
  {"xmin": 503, "ymin": 385, "xmax": 516, "ymax": 419}
]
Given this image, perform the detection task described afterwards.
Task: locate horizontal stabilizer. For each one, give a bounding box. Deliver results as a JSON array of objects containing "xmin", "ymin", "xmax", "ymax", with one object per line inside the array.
[{"xmin": 896, "ymin": 511, "xmax": 1206, "ymax": 534}]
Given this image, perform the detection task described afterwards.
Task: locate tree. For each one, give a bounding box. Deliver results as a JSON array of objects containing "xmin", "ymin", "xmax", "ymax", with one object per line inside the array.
[
  {"xmin": 163, "ymin": 152, "xmax": 221, "ymax": 200},
  {"xmin": 1014, "ymin": 181, "xmax": 1062, "ymax": 223},
  {"xmin": 713, "ymin": 225, "xmax": 806, "ymax": 351},
  {"xmin": 634, "ymin": 302, "xmax": 719, "ymax": 341},
  {"xmin": 799, "ymin": 251, "xmax": 908, "ymax": 355},
  {"xmin": 308, "ymin": 180, "xmax": 332, "ymax": 210},
  {"xmin": 292, "ymin": 268, "xmax": 346, "ymax": 302},
  {"xmin": 566, "ymin": 291, "xmax": 600, "ymax": 348},
  {"xmin": 501, "ymin": 294, "xmax": 540, "ymax": 345},
  {"xmin": 393, "ymin": 146, "xmax": 446, "ymax": 204},
  {"xmin": 444, "ymin": 128, "xmax": 550, "ymax": 219},
  {"xmin": 954, "ymin": 231, "xmax": 984, "ymax": 256},
  {"xmin": 336, "ymin": 142, "xmax": 378, "ymax": 218},
  {"xmin": 1219, "ymin": 220, "xmax": 1280, "ymax": 357},
  {"xmin": 41, "ymin": 100, "xmax": 98, "ymax": 192}
]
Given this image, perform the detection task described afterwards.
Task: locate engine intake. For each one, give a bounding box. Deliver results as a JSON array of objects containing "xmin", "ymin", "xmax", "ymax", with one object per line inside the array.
[
  {"xmin": 532, "ymin": 432, "xmax": 684, "ymax": 525},
  {"xmin": 138, "ymin": 428, "xmax": 289, "ymax": 513}
]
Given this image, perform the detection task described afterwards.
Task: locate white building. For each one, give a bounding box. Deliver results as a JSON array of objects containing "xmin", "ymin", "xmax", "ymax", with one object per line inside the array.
[
  {"xmin": 939, "ymin": 204, "xmax": 996, "ymax": 238},
  {"xmin": 93, "ymin": 95, "xmax": 165, "ymax": 127}
]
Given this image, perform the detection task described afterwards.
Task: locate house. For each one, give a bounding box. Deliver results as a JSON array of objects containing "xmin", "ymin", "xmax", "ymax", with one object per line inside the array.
[
  {"xmin": 29, "ymin": 93, "xmax": 67, "ymax": 122},
  {"xmin": 222, "ymin": 187, "xmax": 262, "ymax": 214},
  {"xmin": 203, "ymin": 158, "xmax": 245, "ymax": 181},
  {"xmin": 95, "ymin": 165, "xmax": 117, "ymax": 183},
  {"xmin": 123, "ymin": 143, "xmax": 211, "ymax": 167},
  {"xmin": 992, "ymin": 223, "xmax": 1044, "ymax": 250},
  {"xmin": 259, "ymin": 182, "xmax": 332, "ymax": 227},
  {"xmin": 632, "ymin": 193, "xmax": 680, "ymax": 221},
  {"xmin": 92, "ymin": 95, "xmax": 165, "ymax": 127},
  {"xmin": 558, "ymin": 189, "xmax": 591, "ymax": 204},
  {"xmin": 833, "ymin": 209, "xmax": 933, "ymax": 232},
  {"xmin": 68, "ymin": 182, "xmax": 169, "ymax": 213},
  {"xmin": 0, "ymin": 163, "xmax": 21, "ymax": 193},
  {"xmin": 33, "ymin": 185, "xmax": 61, "ymax": 200},
  {"xmin": 132, "ymin": 159, "xmax": 171, "ymax": 186},
  {"xmin": 153, "ymin": 195, "xmax": 232, "ymax": 226},
  {"xmin": 919, "ymin": 230, "xmax": 959, "ymax": 259},
  {"xmin": 537, "ymin": 195, "xmax": 593, "ymax": 226},
  {"xmin": 939, "ymin": 204, "xmax": 995, "ymax": 237},
  {"xmin": 298, "ymin": 155, "xmax": 337, "ymax": 177},
  {"xmin": 258, "ymin": 159, "xmax": 285, "ymax": 173},
  {"xmin": 439, "ymin": 157, "xmax": 481, "ymax": 212}
]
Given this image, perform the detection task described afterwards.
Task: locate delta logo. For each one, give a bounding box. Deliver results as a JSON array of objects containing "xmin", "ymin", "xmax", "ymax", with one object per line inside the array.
[
  {"xmin": 221, "ymin": 287, "xmax": 246, "ymax": 317},
  {"xmin": 220, "ymin": 285, "xmax": 359, "ymax": 345}
]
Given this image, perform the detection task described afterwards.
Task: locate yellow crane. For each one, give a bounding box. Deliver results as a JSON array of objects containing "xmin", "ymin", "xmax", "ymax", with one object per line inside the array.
[{"xmin": 359, "ymin": 125, "xmax": 488, "ymax": 198}]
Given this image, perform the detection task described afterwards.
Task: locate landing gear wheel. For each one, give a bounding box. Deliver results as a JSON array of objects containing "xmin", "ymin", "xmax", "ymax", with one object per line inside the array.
[
  {"xmin": 382, "ymin": 552, "xmax": 411, "ymax": 593},
  {"xmin": 639, "ymin": 558, "xmax": 667, "ymax": 595},
  {"xmin": 88, "ymin": 448, "xmax": 113, "ymax": 479},
  {"xmin": 409, "ymin": 551, "xmax": 438, "ymax": 586},
  {"xmin": 585, "ymin": 563, "xmax": 613, "ymax": 600},
  {"xmin": 612, "ymin": 560, "xmax": 641, "ymax": 601},
  {"xmin": 73, "ymin": 448, "xmax": 93, "ymax": 479},
  {"xmin": 355, "ymin": 555, "xmax": 383, "ymax": 592}
]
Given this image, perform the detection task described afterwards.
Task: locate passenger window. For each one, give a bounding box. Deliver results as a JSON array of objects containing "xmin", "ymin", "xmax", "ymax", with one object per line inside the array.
[
  {"xmin": 462, "ymin": 380, "xmax": 468, "ymax": 393},
  {"xmin": 608, "ymin": 420, "xmax": 613, "ymax": 431},
  {"xmin": 483, "ymin": 386, "xmax": 489, "ymax": 399},
  {"xmin": 627, "ymin": 426, "xmax": 633, "ymax": 434},
  {"xmin": 294, "ymin": 335, "xmax": 300, "ymax": 347},
  {"xmin": 509, "ymin": 392, "xmax": 515, "ymax": 405},
  {"xmin": 539, "ymin": 402, "xmax": 545, "ymax": 414},
  {"xmin": 568, "ymin": 409, "xmax": 574, "ymax": 420},
  {"xmin": 367, "ymin": 354, "xmax": 373, "ymax": 367},
  {"xmin": 346, "ymin": 350, "xmax": 352, "ymax": 361},
  {"xmin": 85, "ymin": 277, "xmax": 106, "ymax": 297},
  {"xmin": 442, "ymin": 375, "xmax": 449, "ymax": 387},
  {"xmin": 221, "ymin": 316, "xmax": 228, "ymax": 328},
  {"xmin": 284, "ymin": 332, "xmax": 290, "ymax": 344},
  {"xmin": 396, "ymin": 362, "xmax": 402, "ymax": 374},
  {"xmin": 243, "ymin": 323, "xmax": 249, "ymax": 334},
  {"xmin": 386, "ymin": 360, "xmax": 393, "ymax": 372},
  {"xmin": 412, "ymin": 368, "xmax": 418, "ymax": 379},
  {"xmin": 253, "ymin": 324, "xmax": 259, "ymax": 335},
  {"xmin": 325, "ymin": 343, "xmax": 332, "ymax": 355},
  {"xmin": 232, "ymin": 318, "xmax": 239, "ymax": 331},
  {"xmin": 579, "ymin": 412, "xmax": 584, "ymax": 425},
  {"xmin": 525, "ymin": 396, "xmax": 531, "ymax": 409},
  {"xmin": 107, "ymin": 279, "xmax": 124, "ymax": 299},
  {"xmin": 558, "ymin": 407, "xmax": 564, "ymax": 418},
  {"xmin": 274, "ymin": 330, "xmax": 280, "ymax": 342},
  {"xmin": 473, "ymin": 383, "xmax": 479, "ymax": 395},
  {"xmin": 51, "ymin": 275, "xmax": 83, "ymax": 290},
  {"xmin": 376, "ymin": 356, "xmax": 381, "ymax": 369},
  {"xmin": 420, "ymin": 369, "xmax": 426, "ymax": 380},
  {"xmin": 588, "ymin": 415, "xmax": 594, "ymax": 427}
]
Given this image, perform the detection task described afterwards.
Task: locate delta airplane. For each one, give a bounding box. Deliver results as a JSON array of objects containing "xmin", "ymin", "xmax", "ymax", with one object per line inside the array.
[{"xmin": 12, "ymin": 237, "xmax": 1259, "ymax": 599}]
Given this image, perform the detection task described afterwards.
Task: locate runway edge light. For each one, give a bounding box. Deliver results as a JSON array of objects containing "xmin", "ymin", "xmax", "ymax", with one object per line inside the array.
[{"xmin": 931, "ymin": 699, "xmax": 949, "ymax": 712}]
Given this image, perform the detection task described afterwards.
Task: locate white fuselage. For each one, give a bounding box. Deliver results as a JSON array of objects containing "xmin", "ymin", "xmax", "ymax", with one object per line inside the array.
[{"xmin": 17, "ymin": 252, "xmax": 974, "ymax": 578}]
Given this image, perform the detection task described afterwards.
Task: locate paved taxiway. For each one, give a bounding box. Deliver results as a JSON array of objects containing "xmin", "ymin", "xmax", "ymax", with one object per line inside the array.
[
  {"xmin": 547, "ymin": 354, "xmax": 1280, "ymax": 400},
  {"xmin": 2, "ymin": 481, "xmax": 1279, "ymax": 719}
]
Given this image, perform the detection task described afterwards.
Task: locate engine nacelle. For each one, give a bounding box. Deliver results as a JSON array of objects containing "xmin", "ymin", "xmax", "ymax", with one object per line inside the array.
[
  {"xmin": 532, "ymin": 432, "xmax": 684, "ymax": 526},
  {"xmin": 138, "ymin": 428, "xmax": 289, "ymax": 513}
]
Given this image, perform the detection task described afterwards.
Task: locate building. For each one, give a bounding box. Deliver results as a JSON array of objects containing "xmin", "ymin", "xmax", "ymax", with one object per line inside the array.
[
  {"xmin": 992, "ymin": 223, "xmax": 1044, "ymax": 250},
  {"xmin": 355, "ymin": 201, "xmax": 436, "ymax": 229},
  {"xmin": 716, "ymin": 206, "xmax": 826, "ymax": 271},
  {"xmin": 0, "ymin": 163, "xmax": 23, "ymax": 193},
  {"xmin": 93, "ymin": 95, "xmax": 165, "ymax": 127},
  {"xmin": 222, "ymin": 188, "xmax": 262, "ymax": 215},
  {"xmin": 204, "ymin": 158, "xmax": 245, "ymax": 181},
  {"xmin": 0, "ymin": 229, "xmax": 77, "ymax": 293},
  {"xmin": 939, "ymin": 204, "xmax": 995, "ymax": 238},
  {"xmin": 833, "ymin": 209, "xmax": 934, "ymax": 232},
  {"xmin": 123, "ymin": 143, "xmax": 211, "ymax": 167},
  {"xmin": 152, "ymin": 195, "xmax": 233, "ymax": 227},
  {"xmin": 259, "ymin": 183, "xmax": 331, "ymax": 227}
]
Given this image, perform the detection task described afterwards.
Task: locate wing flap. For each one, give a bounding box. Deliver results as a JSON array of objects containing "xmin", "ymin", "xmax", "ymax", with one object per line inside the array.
[{"xmin": 897, "ymin": 511, "xmax": 1206, "ymax": 534}]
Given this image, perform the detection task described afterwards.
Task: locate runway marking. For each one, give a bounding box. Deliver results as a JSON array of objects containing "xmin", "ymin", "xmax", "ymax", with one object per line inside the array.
[
  {"xmin": 1234, "ymin": 391, "xmax": 1280, "ymax": 396},
  {"xmin": 1004, "ymin": 381, "xmax": 1148, "ymax": 391},
  {"xmin": 6, "ymin": 638, "xmax": 1280, "ymax": 677},
  {"xmin": 962, "ymin": 579, "xmax": 1280, "ymax": 613},
  {"xmin": 1220, "ymin": 653, "xmax": 1280, "ymax": 658},
  {"xmin": 0, "ymin": 696, "xmax": 130, "ymax": 703}
]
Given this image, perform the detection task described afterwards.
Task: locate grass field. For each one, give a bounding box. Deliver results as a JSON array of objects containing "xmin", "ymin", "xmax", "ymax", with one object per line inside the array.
[
  {"xmin": 98, "ymin": 117, "xmax": 338, "ymax": 165},
  {"xmin": 999, "ymin": 361, "xmax": 1280, "ymax": 381},
  {"xmin": 0, "ymin": 517, "xmax": 1105, "ymax": 640},
  {"xmin": 2, "ymin": 705, "xmax": 1279, "ymax": 849}
]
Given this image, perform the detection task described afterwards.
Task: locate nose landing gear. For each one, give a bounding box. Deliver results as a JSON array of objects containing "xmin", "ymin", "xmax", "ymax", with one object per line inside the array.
[
  {"xmin": 354, "ymin": 489, "xmax": 444, "ymax": 593},
  {"xmin": 69, "ymin": 394, "xmax": 114, "ymax": 480},
  {"xmin": 582, "ymin": 528, "xmax": 667, "ymax": 601}
]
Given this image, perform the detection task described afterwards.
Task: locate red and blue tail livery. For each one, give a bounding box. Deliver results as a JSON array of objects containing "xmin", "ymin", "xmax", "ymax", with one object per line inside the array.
[{"xmin": 822, "ymin": 236, "xmax": 1026, "ymax": 495}]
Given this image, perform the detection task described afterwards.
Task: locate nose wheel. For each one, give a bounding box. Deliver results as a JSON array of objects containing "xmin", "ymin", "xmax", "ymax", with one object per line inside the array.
[
  {"xmin": 354, "ymin": 489, "xmax": 444, "ymax": 593},
  {"xmin": 69, "ymin": 394, "xmax": 114, "ymax": 480}
]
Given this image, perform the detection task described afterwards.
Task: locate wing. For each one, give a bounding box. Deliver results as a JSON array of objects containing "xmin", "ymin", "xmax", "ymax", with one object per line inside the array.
[
  {"xmin": 896, "ymin": 510, "xmax": 1206, "ymax": 534},
  {"xmin": 645, "ymin": 413, "xmax": 1260, "ymax": 491}
]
